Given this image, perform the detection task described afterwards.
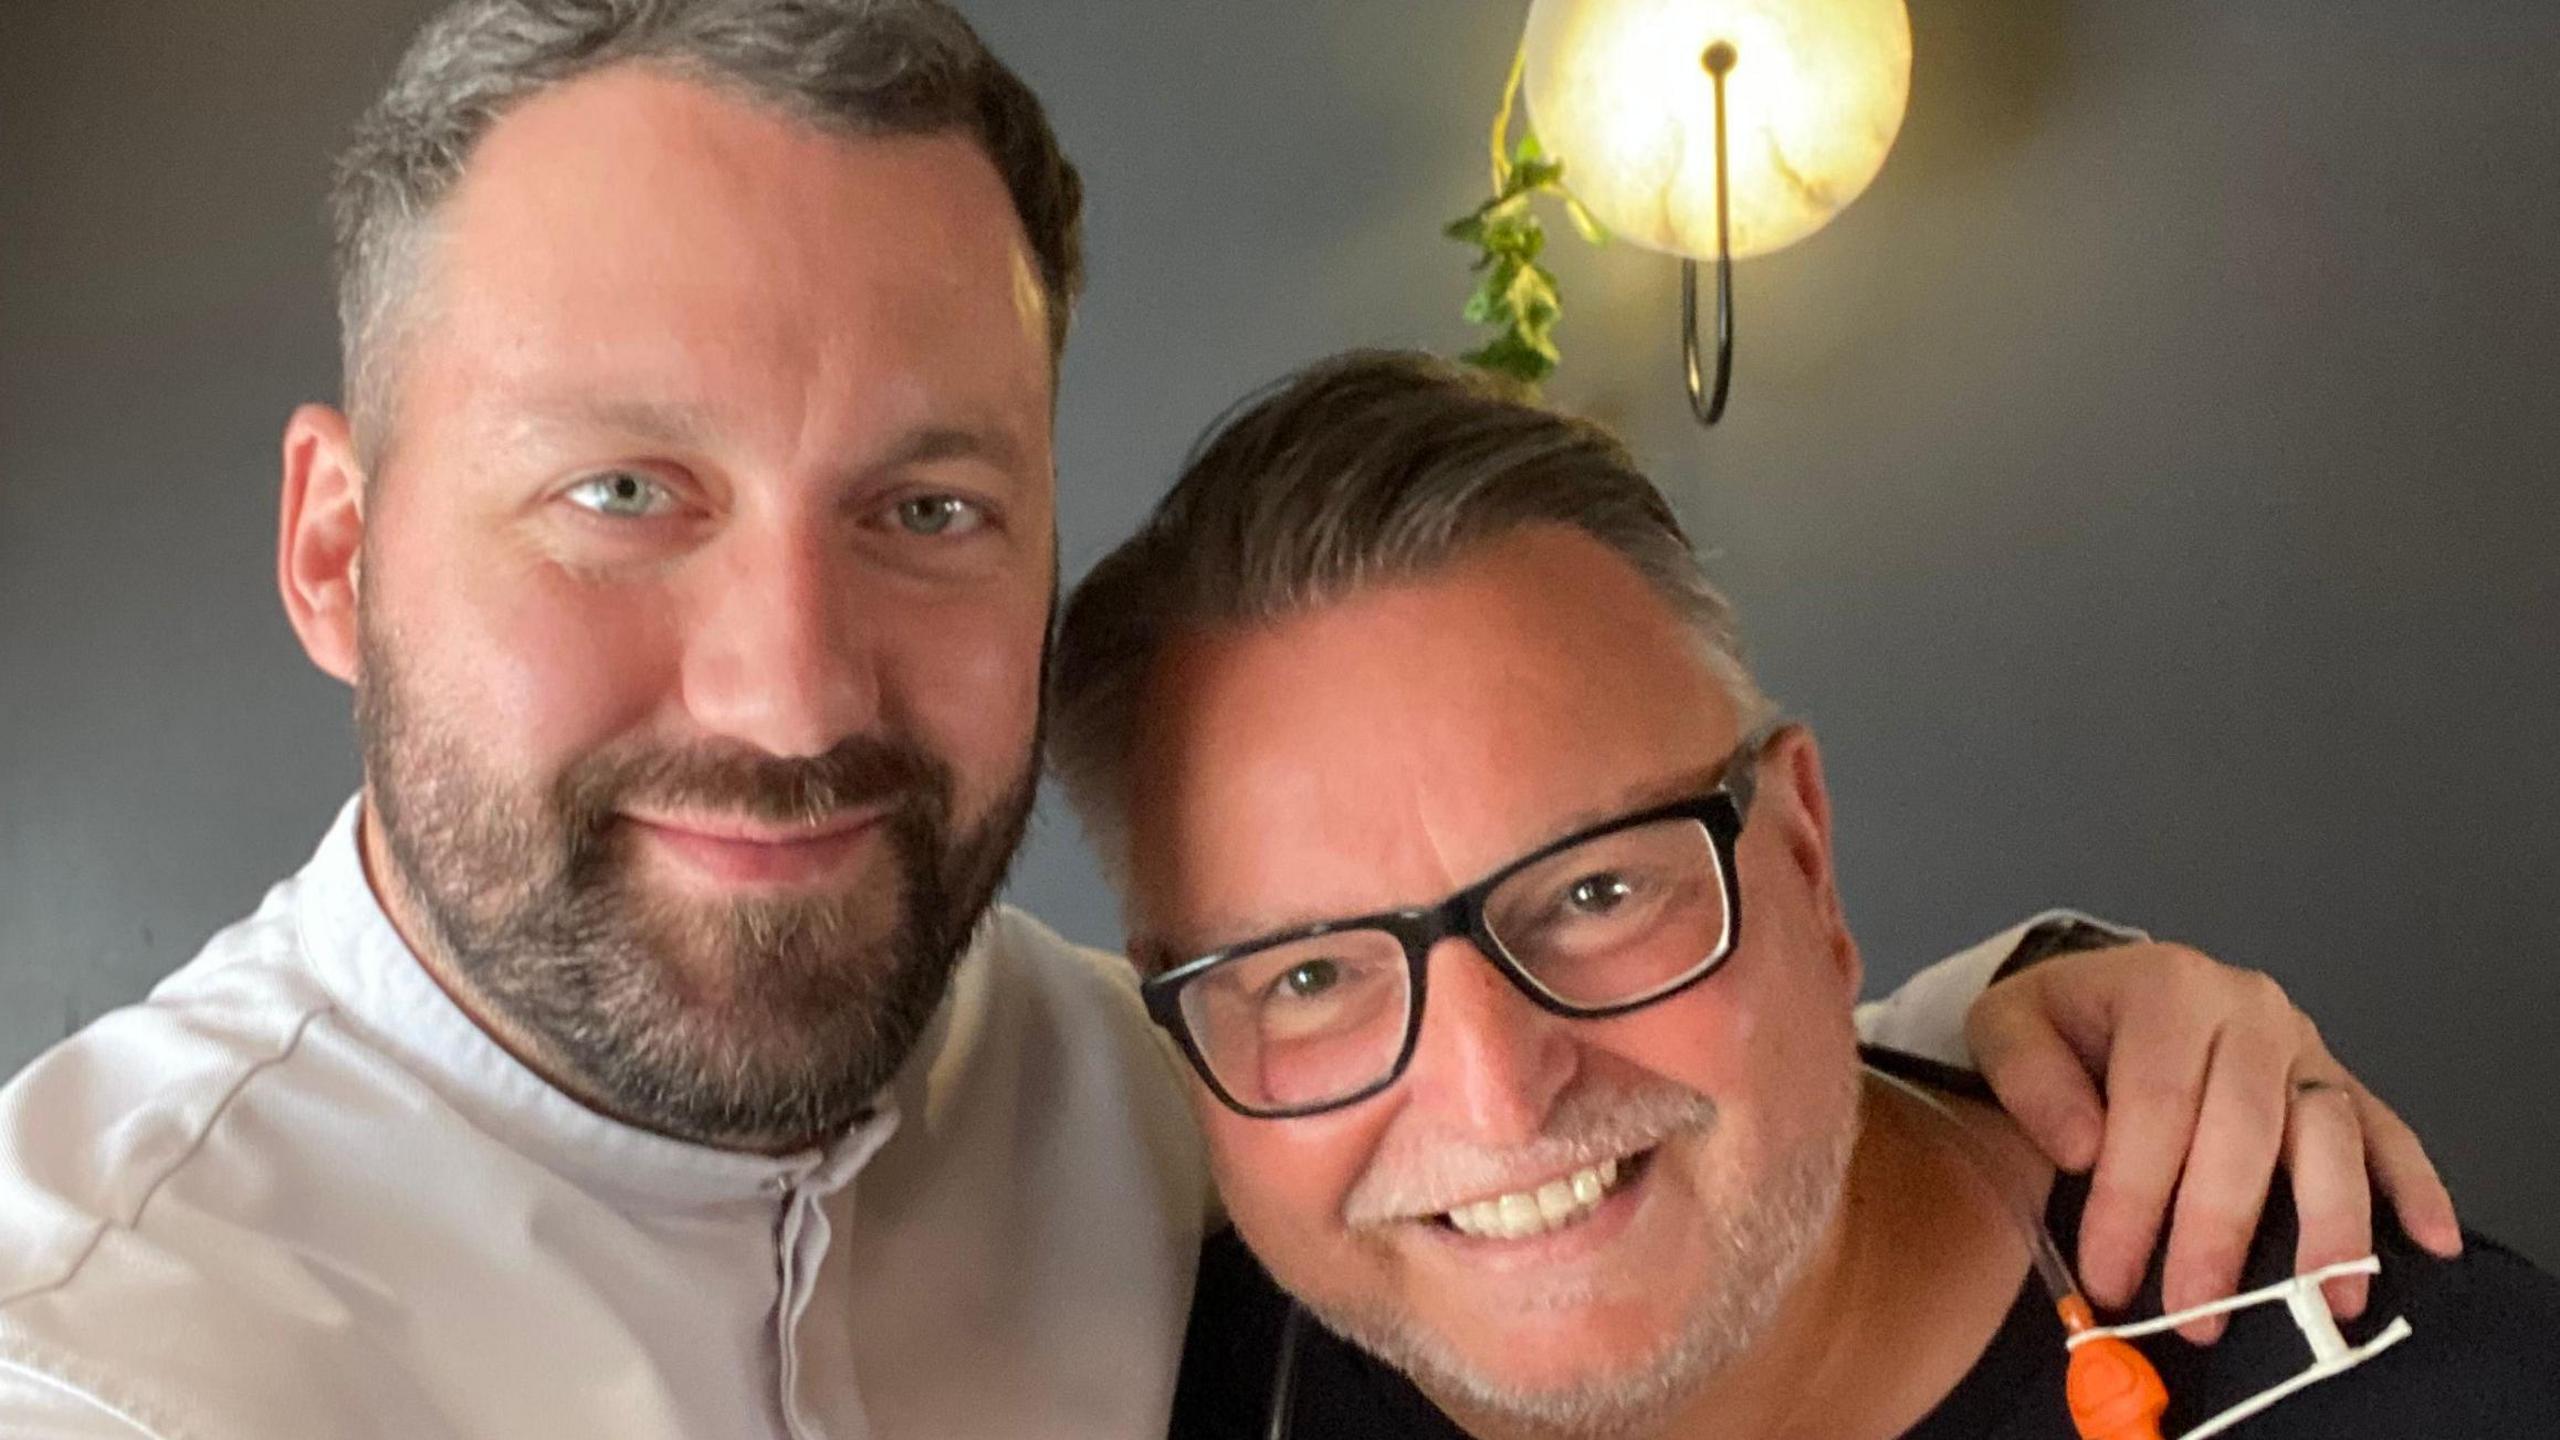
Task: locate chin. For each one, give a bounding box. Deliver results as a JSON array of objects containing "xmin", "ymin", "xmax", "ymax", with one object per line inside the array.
[{"xmin": 1408, "ymin": 1323, "xmax": 1713, "ymax": 1439}]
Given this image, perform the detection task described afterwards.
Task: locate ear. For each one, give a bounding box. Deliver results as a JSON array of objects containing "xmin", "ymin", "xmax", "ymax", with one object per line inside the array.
[
  {"xmin": 1754, "ymin": 725, "xmax": 1862, "ymax": 998},
  {"xmin": 278, "ymin": 404, "xmax": 368, "ymax": 685}
]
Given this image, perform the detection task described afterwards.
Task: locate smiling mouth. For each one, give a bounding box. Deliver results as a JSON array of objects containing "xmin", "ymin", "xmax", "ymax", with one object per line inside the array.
[
  {"xmin": 1438, "ymin": 1149, "xmax": 1651, "ymax": 1242},
  {"xmin": 627, "ymin": 807, "xmax": 886, "ymax": 842},
  {"xmin": 623, "ymin": 808, "xmax": 890, "ymax": 887}
]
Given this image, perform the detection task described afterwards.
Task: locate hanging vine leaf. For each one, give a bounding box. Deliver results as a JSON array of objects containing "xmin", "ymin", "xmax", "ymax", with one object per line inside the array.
[{"xmin": 1446, "ymin": 50, "xmax": 1605, "ymax": 387}]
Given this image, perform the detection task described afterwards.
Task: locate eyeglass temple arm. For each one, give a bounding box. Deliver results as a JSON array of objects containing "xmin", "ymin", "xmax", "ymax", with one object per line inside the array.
[{"xmin": 1724, "ymin": 721, "xmax": 1783, "ymax": 818}]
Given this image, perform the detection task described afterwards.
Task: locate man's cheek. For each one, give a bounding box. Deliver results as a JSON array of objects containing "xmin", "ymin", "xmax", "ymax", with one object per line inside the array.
[
  {"xmin": 883, "ymin": 608, "xmax": 1043, "ymax": 776},
  {"xmin": 431, "ymin": 575, "xmax": 673, "ymax": 760},
  {"xmin": 1206, "ymin": 1119, "xmax": 1373, "ymax": 1268}
]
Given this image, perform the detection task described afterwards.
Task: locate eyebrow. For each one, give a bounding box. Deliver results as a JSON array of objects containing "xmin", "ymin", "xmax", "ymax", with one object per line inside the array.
[
  {"xmin": 873, "ymin": 423, "xmax": 1022, "ymax": 475},
  {"xmin": 502, "ymin": 396, "xmax": 720, "ymax": 453}
]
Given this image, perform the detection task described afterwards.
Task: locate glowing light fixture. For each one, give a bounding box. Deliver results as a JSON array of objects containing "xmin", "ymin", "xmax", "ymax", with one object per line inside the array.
[{"xmin": 1519, "ymin": 0, "xmax": 1912, "ymax": 424}]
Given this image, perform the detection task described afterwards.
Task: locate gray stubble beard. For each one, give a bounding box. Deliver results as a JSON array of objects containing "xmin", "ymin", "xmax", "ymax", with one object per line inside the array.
[{"xmin": 1308, "ymin": 1066, "xmax": 1863, "ymax": 1439}]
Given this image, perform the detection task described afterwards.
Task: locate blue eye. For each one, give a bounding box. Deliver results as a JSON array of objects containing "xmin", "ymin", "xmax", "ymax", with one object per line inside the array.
[
  {"xmin": 564, "ymin": 470, "xmax": 674, "ymax": 518},
  {"xmin": 890, "ymin": 494, "xmax": 988, "ymax": 537}
]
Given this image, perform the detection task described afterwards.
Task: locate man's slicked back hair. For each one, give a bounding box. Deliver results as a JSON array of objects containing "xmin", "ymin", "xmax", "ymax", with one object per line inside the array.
[
  {"xmin": 1049, "ymin": 349, "xmax": 1773, "ymax": 869},
  {"xmin": 330, "ymin": 0, "xmax": 1082, "ymax": 457}
]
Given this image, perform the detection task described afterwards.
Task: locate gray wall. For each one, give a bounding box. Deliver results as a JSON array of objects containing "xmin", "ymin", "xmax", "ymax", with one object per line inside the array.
[{"xmin": 5, "ymin": 1, "xmax": 2554, "ymax": 1267}]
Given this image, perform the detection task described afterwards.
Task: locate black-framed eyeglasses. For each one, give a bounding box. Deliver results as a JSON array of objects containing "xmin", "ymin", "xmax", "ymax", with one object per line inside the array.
[{"xmin": 1141, "ymin": 726, "xmax": 1778, "ymax": 1120}]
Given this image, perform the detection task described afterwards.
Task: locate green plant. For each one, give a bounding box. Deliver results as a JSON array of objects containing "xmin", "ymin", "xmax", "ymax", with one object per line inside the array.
[{"xmin": 1444, "ymin": 46, "xmax": 1605, "ymax": 386}]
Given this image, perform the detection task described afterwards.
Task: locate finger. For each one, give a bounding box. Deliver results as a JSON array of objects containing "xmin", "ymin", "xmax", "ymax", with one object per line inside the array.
[
  {"xmin": 1968, "ymin": 978, "xmax": 2105, "ymax": 1173},
  {"xmin": 2359, "ymin": 1079, "xmax": 2461, "ymax": 1254},
  {"xmin": 2352, "ymin": 1081, "xmax": 2463, "ymax": 1257},
  {"xmin": 2076, "ymin": 1001, "xmax": 2214, "ymax": 1309},
  {"xmin": 2283, "ymin": 1078, "xmax": 2373, "ymax": 1319},
  {"xmin": 2159, "ymin": 1020, "xmax": 2292, "ymax": 1343}
]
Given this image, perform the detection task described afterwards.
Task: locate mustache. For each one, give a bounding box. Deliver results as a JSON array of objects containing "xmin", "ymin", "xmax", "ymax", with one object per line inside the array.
[
  {"xmin": 1340, "ymin": 1083, "xmax": 1720, "ymax": 1228},
  {"xmin": 555, "ymin": 732, "xmax": 947, "ymax": 832}
]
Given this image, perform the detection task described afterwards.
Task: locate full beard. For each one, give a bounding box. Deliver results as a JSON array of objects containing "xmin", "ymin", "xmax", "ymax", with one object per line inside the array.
[
  {"xmin": 355, "ymin": 616, "xmax": 1035, "ymax": 1151},
  {"xmin": 1309, "ymin": 1065, "xmax": 1862, "ymax": 1439}
]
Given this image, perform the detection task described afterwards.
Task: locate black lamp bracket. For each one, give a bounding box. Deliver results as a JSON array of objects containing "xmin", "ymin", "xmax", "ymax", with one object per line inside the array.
[{"xmin": 1683, "ymin": 39, "xmax": 1739, "ymax": 427}]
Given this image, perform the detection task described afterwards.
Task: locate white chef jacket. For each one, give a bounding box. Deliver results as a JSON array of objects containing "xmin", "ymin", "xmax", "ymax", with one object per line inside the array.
[
  {"xmin": 0, "ymin": 799, "xmax": 2039, "ymax": 1439},
  {"xmin": 0, "ymin": 801, "xmax": 1206, "ymax": 1439}
]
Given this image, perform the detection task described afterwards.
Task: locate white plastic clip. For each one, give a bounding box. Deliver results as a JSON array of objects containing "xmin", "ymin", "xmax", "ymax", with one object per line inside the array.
[{"xmin": 2066, "ymin": 1257, "xmax": 2414, "ymax": 1439}]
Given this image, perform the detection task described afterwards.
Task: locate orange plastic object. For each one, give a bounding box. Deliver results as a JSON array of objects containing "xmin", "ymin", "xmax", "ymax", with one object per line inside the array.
[{"xmin": 2057, "ymin": 1296, "xmax": 2170, "ymax": 1440}]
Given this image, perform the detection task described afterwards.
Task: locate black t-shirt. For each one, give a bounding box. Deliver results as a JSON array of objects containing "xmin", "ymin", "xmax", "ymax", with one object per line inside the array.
[{"xmin": 1171, "ymin": 1057, "xmax": 2560, "ymax": 1439}]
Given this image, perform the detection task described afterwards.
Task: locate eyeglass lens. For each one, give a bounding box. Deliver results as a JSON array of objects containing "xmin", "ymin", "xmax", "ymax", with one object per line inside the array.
[{"xmin": 1175, "ymin": 814, "xmax": 1732, "ymax": 1114}]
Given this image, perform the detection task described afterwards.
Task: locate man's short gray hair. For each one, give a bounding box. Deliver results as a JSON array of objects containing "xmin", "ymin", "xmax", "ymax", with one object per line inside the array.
[
  {"xmin": 1049, "ymin": 349, "xmax": 1775, "ymax": 871},
  {"xmin": 330, "ymin": 0, "xmax": 1081, "ymax": 458}
]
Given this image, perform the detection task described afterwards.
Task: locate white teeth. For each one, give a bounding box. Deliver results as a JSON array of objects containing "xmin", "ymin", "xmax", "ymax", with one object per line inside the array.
[{"xmin": 1444, "ymin": 1157, "xmax": 1628, "ymax": 1240}]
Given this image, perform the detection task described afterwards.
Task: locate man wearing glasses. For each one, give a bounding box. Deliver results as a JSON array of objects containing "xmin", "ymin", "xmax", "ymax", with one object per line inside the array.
[{"xmin": 1049, "ymin": 350, "xmax": 2560, "ymax": 1439}]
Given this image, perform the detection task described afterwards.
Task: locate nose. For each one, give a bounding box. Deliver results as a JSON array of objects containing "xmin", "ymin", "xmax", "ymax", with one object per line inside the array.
[
  {"xmin": 1401, "ymin": 937, "xmax": 1581, "ymax": 1144},
  {"xmin": 678, "ymin": 515, "xmax": 881, "ymax": 758}
]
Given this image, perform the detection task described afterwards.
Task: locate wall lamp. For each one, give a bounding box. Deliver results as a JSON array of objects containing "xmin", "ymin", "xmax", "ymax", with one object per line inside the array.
[{"xmin": 1517, "ymin": 0, "xmax": 1912, "ymax": 425}]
